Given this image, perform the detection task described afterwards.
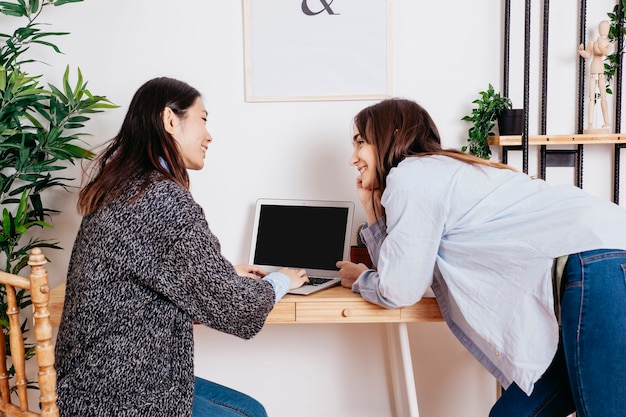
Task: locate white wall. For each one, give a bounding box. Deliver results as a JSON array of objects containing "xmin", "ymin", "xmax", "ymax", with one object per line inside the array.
[{"xmin": 7, "ymin": 0, "xmax": 622, "ymax": 416}]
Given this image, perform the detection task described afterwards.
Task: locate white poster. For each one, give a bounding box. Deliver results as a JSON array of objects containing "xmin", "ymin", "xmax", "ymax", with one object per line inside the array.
[{"xmin": 243, "ymin": 0, "xmax": 392, "ymax": 102}]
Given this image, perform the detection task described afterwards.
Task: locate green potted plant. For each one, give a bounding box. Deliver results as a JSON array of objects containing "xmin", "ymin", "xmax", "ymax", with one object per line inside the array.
[
  {"xmin": 1, "ymin": 0, "xmax": 116, "ymax": 391},
  {"xmin": 349, "ymin": 222, "xmax": 373, "ymax": 268},
  {"xmin": 461, "ymin": 84, "xmax": 522, "ymax": 160},
  {"xmin": 604, "ymin": 0, "xmax": 626, "ymax": 94}
]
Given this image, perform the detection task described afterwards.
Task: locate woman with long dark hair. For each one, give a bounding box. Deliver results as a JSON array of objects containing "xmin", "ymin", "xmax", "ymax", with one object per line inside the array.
[{"xmin": 56, "ymin": 77, "xmax": 308, "ymax": 417}]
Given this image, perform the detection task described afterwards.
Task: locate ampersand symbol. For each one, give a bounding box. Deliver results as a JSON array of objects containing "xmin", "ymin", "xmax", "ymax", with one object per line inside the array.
[{"xmin": 301, "ymin": 0, "xmax": 339, "ymax": 16}]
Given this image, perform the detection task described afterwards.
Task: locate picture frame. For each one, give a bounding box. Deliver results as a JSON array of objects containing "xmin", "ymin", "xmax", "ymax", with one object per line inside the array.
[{"xmin": 243, "ymin": 0, "xmax": 392, "ymax": 102}]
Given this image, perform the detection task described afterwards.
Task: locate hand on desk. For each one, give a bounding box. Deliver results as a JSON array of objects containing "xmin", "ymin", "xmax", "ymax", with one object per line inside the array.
[
  {"xmin": 235, "ymin": 264, "xmax": 309, "ymax": 289},
  {"xmin": 336, "ymin": 261, "xmax": 368, "ymax": 288}
]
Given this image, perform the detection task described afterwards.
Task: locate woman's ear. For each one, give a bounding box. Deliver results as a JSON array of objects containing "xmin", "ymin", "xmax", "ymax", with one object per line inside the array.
[{"xmin": 161, "ymin": 107, "xmax": 178, "ymax": 136}]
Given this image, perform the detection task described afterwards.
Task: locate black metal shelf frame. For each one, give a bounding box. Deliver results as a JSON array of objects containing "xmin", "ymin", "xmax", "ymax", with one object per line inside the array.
[{"xmin": 500, "ymin": 0, "xmax": 624, "ymax": 203}]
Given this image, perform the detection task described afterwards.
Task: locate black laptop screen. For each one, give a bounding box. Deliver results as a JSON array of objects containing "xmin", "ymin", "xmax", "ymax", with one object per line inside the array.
[{"xmin": 253, "ymin": 204, "xmax": 349, "ymax": 271}]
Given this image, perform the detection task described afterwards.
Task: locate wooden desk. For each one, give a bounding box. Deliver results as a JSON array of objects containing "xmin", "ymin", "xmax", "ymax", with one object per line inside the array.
[
  {"xmin": 48, "ymin": 284, "xmax": 443, "ymax": 417},
  {"xmin": 48, "ymin": 284, "xmax": 441, "ymax": 327}
]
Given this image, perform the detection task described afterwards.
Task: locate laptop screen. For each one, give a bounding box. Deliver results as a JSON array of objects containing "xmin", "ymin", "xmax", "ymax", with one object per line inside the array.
[{"xmin": 249, "ymin": 199, "xmax": 354, "ymax": 274}]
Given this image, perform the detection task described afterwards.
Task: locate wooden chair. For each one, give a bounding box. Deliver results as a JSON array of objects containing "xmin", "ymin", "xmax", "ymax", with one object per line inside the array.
[{"xmin": 0, "ymin": 248, "xmax": 58, "ymax": 417}]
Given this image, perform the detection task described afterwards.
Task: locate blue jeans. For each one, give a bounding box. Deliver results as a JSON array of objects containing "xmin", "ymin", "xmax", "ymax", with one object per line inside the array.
[
  {"xmin": 192, "ymin": 377, "xmax": 268, "ymax": 417},
  {"xmin": 490, "ymin": 249, "xmax": 626, "ymax": 417}
]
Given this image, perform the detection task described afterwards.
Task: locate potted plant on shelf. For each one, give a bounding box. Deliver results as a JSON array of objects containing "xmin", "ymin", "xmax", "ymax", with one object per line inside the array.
[
  {"xmin": 1, "ymin": 0, "xmax": 116, "ymax": 391},
  {"xmin": 461, "ymin": 84, "xmax": 523, "ymax": 160},
  {"xmin": 349, "ymin": 223, "xmax": 373, "ymax": 268}
]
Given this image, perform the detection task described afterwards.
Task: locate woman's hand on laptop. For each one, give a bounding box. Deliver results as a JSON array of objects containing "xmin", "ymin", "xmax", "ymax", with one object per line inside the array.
[
  {"xmin": 336, "ymin": 261, "xmax": 368, "ymax": 288},
  {"xmin": 235, "ymin": 264, "xmax": 267, "ymax": 279},
  {"xmin": 278, "ymin": 267, "xmax": 309, "ymax": 289}
]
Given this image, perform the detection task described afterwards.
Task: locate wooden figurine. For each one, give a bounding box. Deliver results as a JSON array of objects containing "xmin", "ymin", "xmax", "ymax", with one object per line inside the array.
[{"xmin": 578, "ymin": 20, "xmax": 613, "ymax": 133}]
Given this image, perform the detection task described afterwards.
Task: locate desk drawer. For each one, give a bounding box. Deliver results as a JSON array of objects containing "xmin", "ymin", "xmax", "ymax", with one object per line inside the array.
[
  {"xmin": 266, "ymin": 302, "xmax": 296, "ymax": 323},
  {"xmin": 296, "ymin": 301, "xmax": 401, "ymax": 323}
]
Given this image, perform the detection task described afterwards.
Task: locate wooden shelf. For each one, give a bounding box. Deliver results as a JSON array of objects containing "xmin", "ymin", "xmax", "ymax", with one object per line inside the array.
[{"xmin": 488, "ymin": 133, "xmax": 626, "ymax": 146}]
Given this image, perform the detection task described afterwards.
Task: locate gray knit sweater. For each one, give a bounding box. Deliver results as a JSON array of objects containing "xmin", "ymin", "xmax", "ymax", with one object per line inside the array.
[{"xmin": 55, "ymin": 173, "xmax": 276, "ymax": 416}]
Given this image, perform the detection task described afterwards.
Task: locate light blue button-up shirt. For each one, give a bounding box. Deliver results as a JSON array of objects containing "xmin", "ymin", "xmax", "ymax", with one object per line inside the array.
[{"xmin": 353, "ymin": 155, "xmax": 626, "ymax": 395}]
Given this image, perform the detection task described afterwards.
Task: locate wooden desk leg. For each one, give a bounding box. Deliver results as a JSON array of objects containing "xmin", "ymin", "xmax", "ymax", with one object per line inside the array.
[{"xmin": 386, "ymin": 323, "xmax": 420, "ymax": 417}]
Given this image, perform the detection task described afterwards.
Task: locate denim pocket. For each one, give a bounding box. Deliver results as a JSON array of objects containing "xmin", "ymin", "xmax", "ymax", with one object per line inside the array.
[{"xmin": 563, "ymin": 249, "xmax": 626, "ymax": 290}]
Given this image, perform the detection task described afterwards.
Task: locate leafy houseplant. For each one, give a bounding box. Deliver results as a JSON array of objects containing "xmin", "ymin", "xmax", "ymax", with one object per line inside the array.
[
  {"xmin": 1, "ymin": 0, "xmax": 116, "ymax": 389},
  {"xmin": 605, "ymin": 0, "xmax": 626, "ymax": 94},
  {"xmin": 461, "ymin": 84, "xmax": 514, "ymax": 160}
]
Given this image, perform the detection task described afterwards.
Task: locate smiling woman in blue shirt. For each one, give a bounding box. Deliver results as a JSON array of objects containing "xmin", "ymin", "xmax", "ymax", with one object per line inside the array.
[{"xmin": 336, "ymin": 98, "xmax": 626, "ymax": 417}]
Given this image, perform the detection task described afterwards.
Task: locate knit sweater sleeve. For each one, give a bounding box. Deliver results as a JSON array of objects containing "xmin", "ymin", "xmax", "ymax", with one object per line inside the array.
[{"xmin": 127, "ymin": 178, "xmax": 275, "ymax": 339}]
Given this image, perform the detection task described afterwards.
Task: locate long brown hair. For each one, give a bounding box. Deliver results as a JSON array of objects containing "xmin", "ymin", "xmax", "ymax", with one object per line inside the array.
[
  {"xmin": 78, "ymin": 77, "xmax": 201, "ymax": 215},
  {"xmin": 353, "ymin": 98, "xmax": 513, "ymax": 194}
]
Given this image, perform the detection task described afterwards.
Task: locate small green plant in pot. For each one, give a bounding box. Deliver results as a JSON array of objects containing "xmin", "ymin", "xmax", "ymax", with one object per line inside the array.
[{"xmin": 461, "ymin": 84, "xmax": 513, "ymax": 160}]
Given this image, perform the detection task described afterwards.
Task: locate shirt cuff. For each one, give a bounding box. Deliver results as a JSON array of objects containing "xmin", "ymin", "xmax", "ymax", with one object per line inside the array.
[
  {"xmin": 361, "ymin": 216, "xmax": 387, "ymax": 243},
  {"xmin": 262, "ymin": 272, "xmax": 290, "ymax": 303},
  {"xmin": 351, "ymin": 268, "xmax": 374, "ymax": 294}
]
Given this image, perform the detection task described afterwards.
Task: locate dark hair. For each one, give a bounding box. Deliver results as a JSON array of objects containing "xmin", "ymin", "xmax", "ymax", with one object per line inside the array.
[
  {"xmin": 78, "ymin": 77, "xmax": 201, "ymax": 215},
  {"xmin": 354, "ymin": 98, "xmax": 512, "ymax": 193}
]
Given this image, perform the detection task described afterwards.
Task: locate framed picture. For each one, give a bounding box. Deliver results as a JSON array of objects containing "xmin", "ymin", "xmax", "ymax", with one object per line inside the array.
[{"xmin": 243, "ymin": 0, "xmax": 392, "ymax": 102}]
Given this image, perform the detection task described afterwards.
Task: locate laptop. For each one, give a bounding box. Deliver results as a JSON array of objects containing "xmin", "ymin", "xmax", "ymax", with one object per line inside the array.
[{"xmin": 248, "ymin": 198, "xmax": 355, "ymax": 295}]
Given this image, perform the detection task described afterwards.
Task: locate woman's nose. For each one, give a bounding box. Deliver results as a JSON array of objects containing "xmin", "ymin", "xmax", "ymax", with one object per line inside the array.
[{"xmin": 349, "ymin": 150, "xmax": 358, "ymax": 166}]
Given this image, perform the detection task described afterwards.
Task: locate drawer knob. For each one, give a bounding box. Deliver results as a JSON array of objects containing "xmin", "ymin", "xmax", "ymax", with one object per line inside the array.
[{"xmin": 342, "ymin": 309, "xmax": 352, "ymax": 317}]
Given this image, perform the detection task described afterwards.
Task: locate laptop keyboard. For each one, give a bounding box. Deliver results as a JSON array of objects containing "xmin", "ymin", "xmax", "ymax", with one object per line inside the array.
[{"xmin": 306, "ymin": 277, "xmax": 334, "ymax": 286}]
